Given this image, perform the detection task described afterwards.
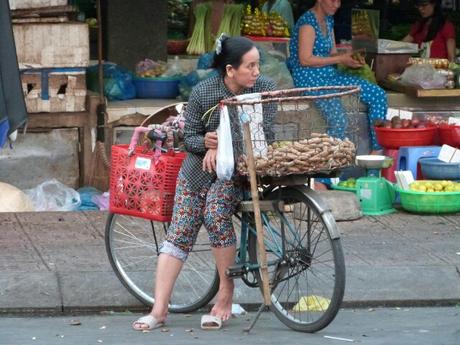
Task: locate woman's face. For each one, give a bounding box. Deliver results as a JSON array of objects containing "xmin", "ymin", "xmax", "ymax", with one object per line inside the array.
[
  {"xmin": 318, "ymin": 0, "xmax": 341, "ymax": 16},
  {"xmin": 226, "ymin": 46, "xmax": 260, "ymax": 89},
  {"xmin": 416, "ymin": 2, "xmax": 435, "ymax": 18}
]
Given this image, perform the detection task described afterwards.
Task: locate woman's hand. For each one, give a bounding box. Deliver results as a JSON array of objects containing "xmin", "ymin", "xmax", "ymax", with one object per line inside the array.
[
  {"xmin": 204, "ymin": 131, "xmax": 218, "ymax": 149},
  {"xmin": 339, "ymin": 52, "xmax": 364, "ymax": 69},
  {"xmin": 202, "ymin": 148, "xmax": 217, "ymax": 173}
]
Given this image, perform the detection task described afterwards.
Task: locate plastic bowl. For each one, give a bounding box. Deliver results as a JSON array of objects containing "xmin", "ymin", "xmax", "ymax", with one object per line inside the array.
[
  {"xmin": 398, "ymin": 187, "xmax": 460, "ymax": 214},
  {"xmin": 355, "ymin": 155, "xmax": 393, "ymax": 169},
  {"xmin": 375, "ymin": 126, "xmax": 437, "ymax": 149},
  {"xmin": 134, "ymin": 77, "xmax": 180, "ymax": 99},
  {"xmin": 167, "ymin": 39, "xmax": 189, "ymax": 55},
  {"xmin": 438, "ymin": 124, "xmax": 460, "ymax": 148},
  {"xmin": 419, "ymin": 157, "xmax": 460, "ymax": 180}
]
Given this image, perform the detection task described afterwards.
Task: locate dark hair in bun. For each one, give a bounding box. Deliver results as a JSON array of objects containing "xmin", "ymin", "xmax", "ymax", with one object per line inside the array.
[{"xmin": 212, "ymin": 35, "xmax": 256, "ymax": 76}]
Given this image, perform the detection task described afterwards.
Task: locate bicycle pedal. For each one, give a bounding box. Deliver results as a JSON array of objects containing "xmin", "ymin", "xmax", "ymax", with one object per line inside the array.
[{"xmin": 225, "ymin": 264, "xmax": 247, "ymax": 278}]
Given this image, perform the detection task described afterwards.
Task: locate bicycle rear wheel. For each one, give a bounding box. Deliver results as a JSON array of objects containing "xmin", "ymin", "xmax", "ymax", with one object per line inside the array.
[
  {"xmin": 105, "ymin": 213, "xmax": 219, "ymax": 313},
  {"xmin": 248, "ymin": 186, "xmax": 345, "ymax": 332}
]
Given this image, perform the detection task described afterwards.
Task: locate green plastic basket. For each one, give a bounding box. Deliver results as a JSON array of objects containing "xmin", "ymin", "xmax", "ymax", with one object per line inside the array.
[
  {"xmin": 397, "ymin": 188, "xmax": 460, "ymax": 214},
  {"xmin": 331, "ymin": 184, "xmax": 357, "ymax": 193}
]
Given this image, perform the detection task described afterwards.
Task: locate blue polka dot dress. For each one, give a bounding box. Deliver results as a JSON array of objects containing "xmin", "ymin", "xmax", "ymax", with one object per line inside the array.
[{"xmin": 287, "ymin": 11, "xmax": 387, "ymax": 150}]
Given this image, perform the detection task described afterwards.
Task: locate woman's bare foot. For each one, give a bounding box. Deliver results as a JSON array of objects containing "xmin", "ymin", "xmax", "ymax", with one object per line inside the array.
[
  {"xmin": 210, "ymin": 282, "xmax": 234, "ymax": 322},
  {"xmin": 132, "ymin": 312, "xmax": 166, "ymax": 331}
]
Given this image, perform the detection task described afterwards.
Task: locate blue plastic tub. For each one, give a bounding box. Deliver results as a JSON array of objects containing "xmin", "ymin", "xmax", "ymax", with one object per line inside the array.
[
  {"xmin": 133, "ymin": 77, "xmax": 180, "ymax": 99},
  {"xmin": 0, "ymin": 118, "xmax": 9, "ymax": 147},
  {"xmin": 419, "ymin": 157, "xmax": 460, "ymax": 180}
]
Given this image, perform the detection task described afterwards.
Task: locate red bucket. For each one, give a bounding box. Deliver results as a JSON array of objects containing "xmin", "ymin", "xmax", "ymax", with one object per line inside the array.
[
  {"xmin": 438, "ymin": 124, "xmax": 460, "ymax": 148},
  {"xmin": 109, "ymin": 145, "xmax": 186, "ymax": 222},
  {"xmin": 375, "ymin": 126, "xmax": 437, "ymax": 149}
]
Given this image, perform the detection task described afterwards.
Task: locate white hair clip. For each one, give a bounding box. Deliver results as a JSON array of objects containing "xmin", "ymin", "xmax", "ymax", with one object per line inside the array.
[{"xmin": 215, "ymin": 33, "xmax": 227, "ymax": 55}]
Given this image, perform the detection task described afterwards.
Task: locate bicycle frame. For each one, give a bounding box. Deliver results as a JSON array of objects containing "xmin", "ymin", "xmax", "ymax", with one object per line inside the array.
[{"xmin": 234, "ymin": 183, "xmax": 341, "ymax": 275}]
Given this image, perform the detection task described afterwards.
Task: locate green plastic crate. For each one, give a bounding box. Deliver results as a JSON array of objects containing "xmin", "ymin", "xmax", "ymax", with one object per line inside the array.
[
  {"xmin": 398, "ymin": 188, "xmax": 460, "ymax": 214},
  {"xmin": 331, "ymin": 184, "xmax": 357, "ymax": 193}
]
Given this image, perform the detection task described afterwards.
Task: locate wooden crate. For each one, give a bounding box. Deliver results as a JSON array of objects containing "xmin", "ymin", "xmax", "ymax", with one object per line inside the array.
[
  {"xmin": 21, "ymin": 68, "xmax": 87, "ymax": 113},
  {"xmin": 9, "ymin": 0, "xmax": 67, "ymax": 10},
  {"xmin": 13, "ymin": 22, "xmax": 89, "ymax": 68},
  {"xmin": 367, "ymin": 53, "xmax": 411, "ymax": 82}
]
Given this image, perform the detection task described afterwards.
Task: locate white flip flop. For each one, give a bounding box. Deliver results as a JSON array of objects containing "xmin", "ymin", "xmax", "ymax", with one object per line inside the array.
[
  {"xmin": 132, "ymin": 315, "xmax": 164, "ymax": 331},
  {"xmin": 200, "ymin": 314, "xmax": 223, "ymax": 330}
]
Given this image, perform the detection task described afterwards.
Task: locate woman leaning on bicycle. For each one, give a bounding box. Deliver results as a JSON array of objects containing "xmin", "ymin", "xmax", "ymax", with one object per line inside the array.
[{"xmin": 132, "ymin": 35, "xmax": 276, "ymax": 331}]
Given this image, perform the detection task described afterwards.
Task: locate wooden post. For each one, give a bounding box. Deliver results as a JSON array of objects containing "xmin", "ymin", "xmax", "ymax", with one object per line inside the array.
[{"xmin": 242, "ymin": 121, "xmax": 271, "ymax": 306}]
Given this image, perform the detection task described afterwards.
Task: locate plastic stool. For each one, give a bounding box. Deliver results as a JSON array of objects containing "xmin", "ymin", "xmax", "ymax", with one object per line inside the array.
[
  {"xmin": 382, "ymin": 148, "xmax": 399, "ymax": 183},
  {"xmin": 398, "ymin": 146, "xmax": 441, "ymax": 180}
]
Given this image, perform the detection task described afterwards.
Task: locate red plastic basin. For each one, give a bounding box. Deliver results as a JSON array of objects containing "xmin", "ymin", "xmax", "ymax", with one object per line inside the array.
[
  {"xmin": 375, "ymin": 126, "xmax": 437, "ymax": 149},
  {"xmin": 438, "ymin": 125, "xmax": 460, "ymax": 148}
]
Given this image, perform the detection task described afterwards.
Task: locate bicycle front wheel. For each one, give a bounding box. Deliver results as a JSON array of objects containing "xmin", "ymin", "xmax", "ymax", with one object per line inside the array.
[
  {"xmin": 105, "ymin": 213, "xmax": 219, "ymax": 313},
  {"xmin": 248, "ymin": 186, "xmax": 345, "ymax": 332}
]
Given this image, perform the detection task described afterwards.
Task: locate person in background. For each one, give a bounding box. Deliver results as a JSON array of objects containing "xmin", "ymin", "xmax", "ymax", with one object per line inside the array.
[
  {"xmin": 262, "ymin": 0, "xmax": 295, "ymax": 33},
  {"xmin": 402, "ymin": 0, "xmax": 456, "ymax": 61},
  {"xmin": 287, "ymin": 0, "xmax": 387, "ymax": 155},
  {"xmin": 131, "ymin": 35, "xmax": 276, "ymax": 331}
]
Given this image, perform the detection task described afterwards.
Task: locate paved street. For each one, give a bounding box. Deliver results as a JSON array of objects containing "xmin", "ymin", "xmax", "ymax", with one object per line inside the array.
[
  {"xmin": 1, "ymin": 211, "xmax": 460, "ymax": 313},
  {"xmin": 0, "ymin": 307, "xmax": 459, "ymax": 345}
]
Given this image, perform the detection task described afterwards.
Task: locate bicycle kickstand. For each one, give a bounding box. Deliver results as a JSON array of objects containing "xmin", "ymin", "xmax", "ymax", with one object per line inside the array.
[{"xmin": 243, "ymin": 303, "xmax": 269, "ymax": 333}]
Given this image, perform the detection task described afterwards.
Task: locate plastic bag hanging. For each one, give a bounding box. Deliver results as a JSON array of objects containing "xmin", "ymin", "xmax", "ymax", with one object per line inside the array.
[{"xmin": 216, "ymin": 104, "xmax": 234, "ymax": 180}]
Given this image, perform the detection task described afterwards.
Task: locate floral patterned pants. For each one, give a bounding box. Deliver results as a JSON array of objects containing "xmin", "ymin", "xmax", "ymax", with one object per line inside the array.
[{"xmin": 160, "ymin": 176, "xmax": 242, "ymax": 262}]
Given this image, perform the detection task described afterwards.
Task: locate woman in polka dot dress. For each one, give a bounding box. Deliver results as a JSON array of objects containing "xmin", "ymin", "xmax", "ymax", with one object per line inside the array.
[{"xmin": 287, "ymin": 0, "xmax": 387, "ymax": 153}]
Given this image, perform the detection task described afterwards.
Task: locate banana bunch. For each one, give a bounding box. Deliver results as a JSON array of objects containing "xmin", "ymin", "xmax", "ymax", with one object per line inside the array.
[
  {"xmin": 267, "ymin": 13, "xmax": 289, "ymax": 37},
  {"xmin": 241, "ymin": 5, "xmax": 266, "ymax": 36}
]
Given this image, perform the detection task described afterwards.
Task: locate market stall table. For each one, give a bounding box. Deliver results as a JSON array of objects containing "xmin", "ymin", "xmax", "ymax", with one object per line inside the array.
[{"xmin": 381, "ymin": 79, "xmax": 460, "ymax": 98}]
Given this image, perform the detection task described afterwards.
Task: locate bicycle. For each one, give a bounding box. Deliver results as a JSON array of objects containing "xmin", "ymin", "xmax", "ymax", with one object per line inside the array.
[{"xmin": 105, "ymin": 86, "xmax": 360, "ymax": 332}]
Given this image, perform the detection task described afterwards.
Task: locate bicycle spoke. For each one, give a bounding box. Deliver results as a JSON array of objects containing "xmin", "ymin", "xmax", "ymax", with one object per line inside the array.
[
  {"xmin": 249, "ymin": 188, "xmax": 345, "ymax": 332},
  {"xmin": 106, "ymin": 213, "xmax": 219, "ymax": 313}
]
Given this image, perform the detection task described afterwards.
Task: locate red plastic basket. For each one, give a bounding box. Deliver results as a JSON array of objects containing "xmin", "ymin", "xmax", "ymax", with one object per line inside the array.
[
  {"xmin": 109, "ymin": 145, "xmax": 186, "ymax": 222},
  {"xmin": 375, "ymin": 126, "xmax": 437, "ymax": 149},
  {"xmin": 438, "ymin": 125, "xmax": 460, "ymax": 148}
]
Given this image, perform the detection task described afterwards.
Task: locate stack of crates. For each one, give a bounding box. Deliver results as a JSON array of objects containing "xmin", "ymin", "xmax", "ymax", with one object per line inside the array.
[{"xmin": 10, "ymin": 0, "xmax": 89, "ymax": 113}]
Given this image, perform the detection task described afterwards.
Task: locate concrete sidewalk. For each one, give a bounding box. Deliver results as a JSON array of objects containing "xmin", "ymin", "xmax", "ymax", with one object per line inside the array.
[{"xmin": 1, "ymin": 210, "xmax": 459, "ymax": 314}]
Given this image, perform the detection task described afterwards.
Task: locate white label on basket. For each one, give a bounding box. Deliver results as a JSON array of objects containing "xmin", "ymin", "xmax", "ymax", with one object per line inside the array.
[
  {"xmin": 135, "ymin": 157, "xmax": 151, "ymax": 170},
  {"xmin": 448, "ymin": 117, "xmax": 460, "ymax": 125},
  {"xmin": 360, "ymin": 189, "xmax": 373, "ymax": 200},
  {"xmin": 386, "ymin": 108, "xmax": 399, "ymax": 120},
  {"xmin": 399, "ymin": 110, "xmax": 413, "ymax": 120}
]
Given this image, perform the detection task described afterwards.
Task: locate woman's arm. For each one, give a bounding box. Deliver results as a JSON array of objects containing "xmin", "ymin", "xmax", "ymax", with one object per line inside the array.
[
  {"xmin": 401, "ymin": 34, "xmax": 414, "ymax": 43},
  {"xmin": 183, "ymin": 87, "xmax": 207, "ymax": 155},
  {"xmin": 444, "ymin": 22, "xmax": 456, "ymax": 62},
  {"xmin": 403, "ymin": 22, "xmax": 418, "ymax": 43},
  {"xmin": 446, "ymin": 38, "xmax": 456, "ymax": 62},
  {"xmin": 298, "ymin": 25, "xmax": 363, "ymax": 68}
]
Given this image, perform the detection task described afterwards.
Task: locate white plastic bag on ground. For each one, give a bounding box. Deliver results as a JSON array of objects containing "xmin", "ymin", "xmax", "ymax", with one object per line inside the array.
[
  {"xmin": 0, "ymin": 182, "xmax": 34, "ymax": 212},
  {"xmin": 24, "ymin": 179, "xmax": 81, "ymax": 211},
  {"xmin": 216, "ymin": 105, "xmax": 234, "ymax": 180}
]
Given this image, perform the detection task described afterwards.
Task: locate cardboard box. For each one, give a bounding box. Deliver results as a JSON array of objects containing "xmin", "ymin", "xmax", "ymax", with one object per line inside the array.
[
  {"xmin": 13, "ymin": 22, "xmax": 89, "ymax": 68},
  {"xmin": 9, "ymin": 0, "xmax": 67, "ymax": 10},
  {"xmin": 21, "ymin": 69, "xmax": 87, "ymax": 113}
]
